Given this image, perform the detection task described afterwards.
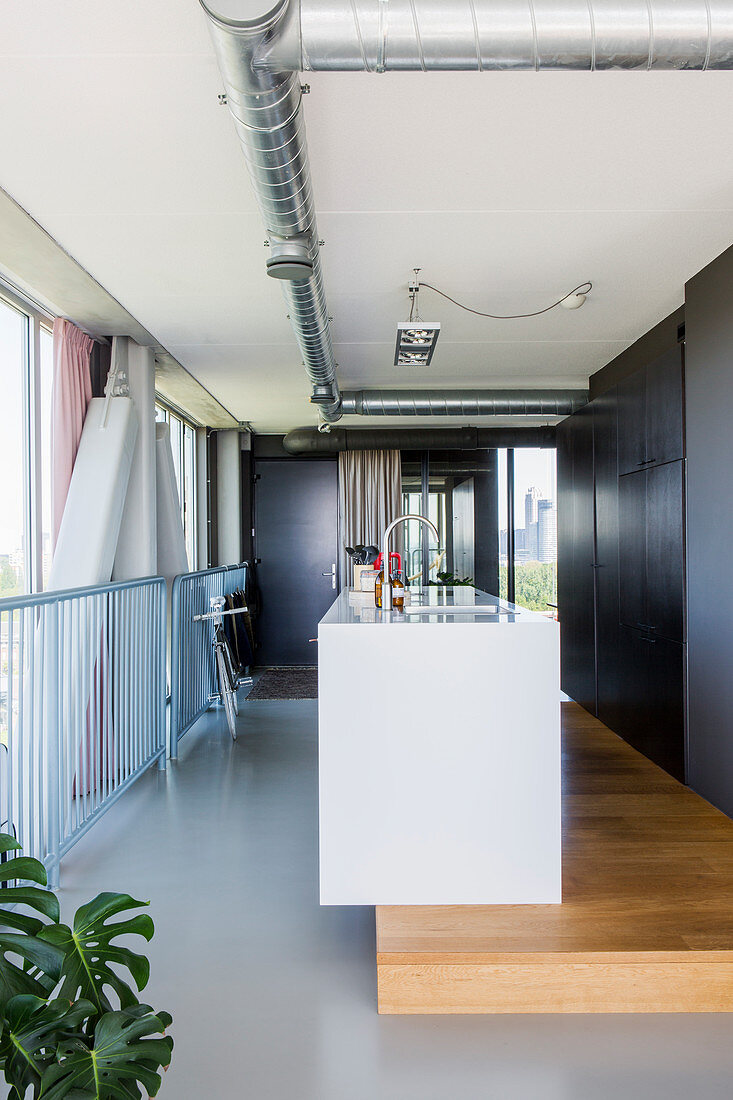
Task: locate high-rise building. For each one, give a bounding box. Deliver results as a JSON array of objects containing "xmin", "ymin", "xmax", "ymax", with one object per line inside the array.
[
  {"xmin": 537, "ymin": 499, "xmax": 557, "ymax": 562},
  {"xmin": 524, "ymin": 487, "xmax": 542, "ymax": 559}
]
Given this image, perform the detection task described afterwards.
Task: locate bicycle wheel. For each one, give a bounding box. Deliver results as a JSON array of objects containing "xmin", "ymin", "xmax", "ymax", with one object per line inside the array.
[
  {"xmin": 215, "ymin": 644, "xmax": 237, "ymax": 741},
  {"xmin": 222, "ymin": 637, "xmax": 240, "ymax": 716}
]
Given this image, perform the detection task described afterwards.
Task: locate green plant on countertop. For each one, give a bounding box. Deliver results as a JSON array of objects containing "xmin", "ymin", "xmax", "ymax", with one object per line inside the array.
[
  {"xmin": 428, "ymin": 571, "xmax": 475, "ymax": 587},
  {"xmin": 0, "ymin": 832, "xmax": 173, "ymax": 1099}
]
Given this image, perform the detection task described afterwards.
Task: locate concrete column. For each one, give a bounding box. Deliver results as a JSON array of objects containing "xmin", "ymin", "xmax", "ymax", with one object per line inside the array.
[
  {"xmin": 216, "ymin": 429, "xmax": 242, "ymax": 565},
  {"xmin": 195, "ymin": 428, "xmax": 209, "ymax": 569},
  {"xmin": 112, "ymin": 339, "xmax": 157, "ymax": 580}
]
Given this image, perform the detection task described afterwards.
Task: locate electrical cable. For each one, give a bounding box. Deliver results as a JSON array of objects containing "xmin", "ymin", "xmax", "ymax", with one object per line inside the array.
[{"xmin": 418, "ymin": 280, "xmax": 593, "ymax": 319}]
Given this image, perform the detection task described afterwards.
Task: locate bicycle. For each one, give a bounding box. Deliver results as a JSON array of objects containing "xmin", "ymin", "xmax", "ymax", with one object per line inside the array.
[{"xmin": 203, "ymin": 596, "xmax": 252, "ymax": 741}]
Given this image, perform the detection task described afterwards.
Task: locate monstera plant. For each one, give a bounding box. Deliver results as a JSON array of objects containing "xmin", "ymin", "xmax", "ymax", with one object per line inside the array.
[{"xmin": 0, "ymin": 832, "xmax": 173, "ymax": 1098}]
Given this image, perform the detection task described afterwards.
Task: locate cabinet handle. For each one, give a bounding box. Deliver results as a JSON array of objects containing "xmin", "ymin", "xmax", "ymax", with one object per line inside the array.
[
  {"xmin": 635, "ymin": 457, "xmax": 657, "ymax": 466},
  {"xmin": 636, "ymin": 622, "xmax": 656, "ymax": 631},
  {"xmin": 639, "ymin": 636, "xmax": 657, "ymax": 644}
]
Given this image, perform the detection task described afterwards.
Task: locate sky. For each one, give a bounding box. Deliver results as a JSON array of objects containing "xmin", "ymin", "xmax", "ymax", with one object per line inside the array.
[{"xmin": 498, "ymin": 446, "xmax": 557, "ymax": 534}]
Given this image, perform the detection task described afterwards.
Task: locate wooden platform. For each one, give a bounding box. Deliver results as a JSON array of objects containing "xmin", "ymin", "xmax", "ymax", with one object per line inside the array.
[{"xmin": 376, "ymin": 703, "xmax": 733, "ymax": 1013}]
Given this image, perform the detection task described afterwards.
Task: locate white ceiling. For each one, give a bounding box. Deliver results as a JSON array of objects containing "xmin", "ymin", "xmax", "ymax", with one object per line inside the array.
[{"xmin": 2, "ymin": 2, "xmax": 733, "ymax": 432}]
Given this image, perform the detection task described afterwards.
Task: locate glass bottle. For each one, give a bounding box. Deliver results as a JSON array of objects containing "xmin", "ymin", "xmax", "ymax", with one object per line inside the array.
[
  {"xmin": 392, "ymin": 567, "xmax": 405, "ymax": 611},
  {"xmin": 376, "ymin": 567, "xmax": 404, "ymax": 611}
]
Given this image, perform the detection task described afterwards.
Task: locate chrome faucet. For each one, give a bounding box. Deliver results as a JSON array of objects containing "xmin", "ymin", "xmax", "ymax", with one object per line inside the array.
[{"xmin": 381, "ymin": 514, "xmax": 440, "ymax": 612}]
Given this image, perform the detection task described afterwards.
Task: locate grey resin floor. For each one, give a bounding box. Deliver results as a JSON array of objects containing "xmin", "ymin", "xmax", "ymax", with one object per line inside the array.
[{"xmin": 45, "ymin": 696, "xmax": 733, "ymax": 1099}]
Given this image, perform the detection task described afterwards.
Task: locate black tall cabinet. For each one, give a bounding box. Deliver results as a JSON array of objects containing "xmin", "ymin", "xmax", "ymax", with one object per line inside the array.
[{"xmin": 558, "ymin": 344, "xmax": 686, "ymax": 781}]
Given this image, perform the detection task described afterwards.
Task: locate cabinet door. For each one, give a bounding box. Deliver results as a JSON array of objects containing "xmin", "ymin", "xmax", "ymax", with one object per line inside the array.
[
  {"xmin": 557, "ymin": 407, "xmax": 596, "ymax": 712},
  {"xmin": 593, "ymin": 388, "xmax": 621, "ymax": 729},
  {"xmin": 618, "ymin": 470, "xmax": 647, "ymax": 630},
  {"xmin": 646, "ymin": 636, "xmax": 686, "ymax": 782},
  {"xmin": 645, "ymin": 347, "xmax": 684, "ymax": 468},
  {"xmin": 617, "ymin": 368, "xmax": 646, "ymax": 475},
  {"xmin": 646, "ymin": 460, "xmax": 685, "ymax": 643},
  {"xmin": 616, "ymin": 627, "xmax": 686, "ymax": 782}
]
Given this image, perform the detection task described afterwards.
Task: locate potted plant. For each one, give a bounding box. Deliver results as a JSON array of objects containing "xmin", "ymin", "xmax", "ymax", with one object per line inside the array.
[{"xmin": 0, "ymin": 832, "xmax": 173, "ymax": 1098}]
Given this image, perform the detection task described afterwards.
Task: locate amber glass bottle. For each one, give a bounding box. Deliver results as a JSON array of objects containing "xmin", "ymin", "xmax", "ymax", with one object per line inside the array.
[{"xmin": 375, "ymin": 568, "xmax": 404, "ymax": 610}]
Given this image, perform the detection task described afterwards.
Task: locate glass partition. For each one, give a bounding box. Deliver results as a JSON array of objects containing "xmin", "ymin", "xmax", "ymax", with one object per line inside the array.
[{"xmin": 400, "ymin": 444, "xmax": 556, "ymax": 607}]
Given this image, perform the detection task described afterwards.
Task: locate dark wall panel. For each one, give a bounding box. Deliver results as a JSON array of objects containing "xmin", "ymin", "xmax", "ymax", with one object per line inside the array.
[
  {"xmin": 593, "ymin": 388, "xmax": 621, "ymax": 730},
  {"xmin": 557, "ymin": 406, "xmax": 596, "ymax": 712},
  {"xmin": 686, "ymin": 244, "xmax": 733, "ymax": 815}
]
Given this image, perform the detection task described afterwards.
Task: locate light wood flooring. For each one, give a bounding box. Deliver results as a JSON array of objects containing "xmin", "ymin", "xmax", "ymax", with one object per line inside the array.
[{"xmin": 376, "ymin": 702, "xmax": 733, "ymax": 1013}]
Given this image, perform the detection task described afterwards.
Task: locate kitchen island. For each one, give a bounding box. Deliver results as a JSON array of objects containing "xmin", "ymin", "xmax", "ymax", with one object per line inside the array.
[{"xmin": 318, "ymin": 587, "xmax": 561, "ymax": 906}]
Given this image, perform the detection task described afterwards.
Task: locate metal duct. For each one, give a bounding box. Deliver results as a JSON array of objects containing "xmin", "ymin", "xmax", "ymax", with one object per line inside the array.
[
  {"xmin": 269, "ymin": 0, "xmax": 733, "ymax": 71},
  {"xmin": 340, "ymin": 389, "xmax": 587, "ymax": 416},
  {"xmin": 283, "ymin": 425, "xmax": 558, "ymax": 453},
  {"xmin": 201, "ymin": 0, "xmax": 733, "ymax": 428},
  {"xmin": 199, "ymin": 0, "xmax": 341, "ymax": 421}
]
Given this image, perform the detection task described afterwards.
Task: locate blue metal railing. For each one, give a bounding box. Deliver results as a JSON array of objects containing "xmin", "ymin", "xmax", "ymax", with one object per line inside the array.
[
  {"xmin": 169, "ymin": 562, "xmax": 248, "ymax": 757},
  {"xmin": 0, "ymin": 576, "xmax": 166, "ymax": 887}
]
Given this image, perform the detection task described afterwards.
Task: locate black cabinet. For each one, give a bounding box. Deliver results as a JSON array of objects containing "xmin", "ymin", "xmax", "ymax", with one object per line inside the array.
[
  {"xmin": 646, "ymin": 461, "xmax": 685, "ymax": 642},
  {"xmin": 617, "ymin": 347, "xmax": 684, "ymax": 475},
  {"xmin": 558, "ymin": 343, "xmax": 686, "ymax": 782},
  {"xmin": 593, "ymin": 388, "xmax": 622, "ymax": 730},
  {"xmin": 617, "ymin": 627, "xmax": 686, "ymax": 782},
  {"xmin": 557, "ymin": 405, "xmax": 596, "ymax": 714},
  {"xmin": 619, "ymin": 460, "xmax": 684, "ymax": 643}
]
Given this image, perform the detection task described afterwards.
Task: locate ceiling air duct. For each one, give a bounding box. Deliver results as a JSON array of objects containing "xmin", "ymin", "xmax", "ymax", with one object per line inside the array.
[
  {"xmin": 340, "ymin": 389, "xmax": 587, "ymax": 417},
  {"xmin": 201, "ymin": 0, "xmax": 733, "ymax": 425}
]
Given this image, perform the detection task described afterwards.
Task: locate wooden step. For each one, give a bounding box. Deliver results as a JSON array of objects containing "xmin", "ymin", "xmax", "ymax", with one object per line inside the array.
[{"xmin": 376, "ymin": 703, "xmax": 733, "ymax": 1013}]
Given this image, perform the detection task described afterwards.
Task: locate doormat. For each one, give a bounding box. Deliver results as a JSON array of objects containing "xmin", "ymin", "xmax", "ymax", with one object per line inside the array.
[{"xmin": 245, "ymin": 667, "xmax": 318, "ymax": 701}]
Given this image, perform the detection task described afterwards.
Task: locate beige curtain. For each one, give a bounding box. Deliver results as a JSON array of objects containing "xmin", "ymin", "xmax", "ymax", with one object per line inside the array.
[{"xmin": 338, "ymin": 450, "xmax": 402, "ymax": 587}]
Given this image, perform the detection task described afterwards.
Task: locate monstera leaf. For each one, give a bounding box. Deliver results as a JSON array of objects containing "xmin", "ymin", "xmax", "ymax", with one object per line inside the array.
[
  {"xmin": 0, "ymin": 837, "xmax": 63, "ymax": 1014},
  {"xmin": 40, "ymin": 894, "xmax": 154, "ymax": 1016},
  {"xmin": 0, "ymin": 994, "xmax": 95, "ymax": 1099},
  {"xmin": 39, "ymin": 1005, "xmax": 173, "ymax": 1100}
]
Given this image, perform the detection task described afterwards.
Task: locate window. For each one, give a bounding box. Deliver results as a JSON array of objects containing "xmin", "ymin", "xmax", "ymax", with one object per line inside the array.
[
  {"xmin": 400, "ymin": 445, "xmax": 557, "ymax": 613},
  {"xmin": 500, "ymin": 447, "xmax": 557, "ymax": 615},
  {"xmin": 0, "ymin": 285, "xmax": 54, "ymax": 596},
  {"xmin": 155, "ymin": 403, "xmax": 198, "ymax": 569},
  {"xmin": 0, "ymin": 298, "xmax": 27, "ymax": 597}
]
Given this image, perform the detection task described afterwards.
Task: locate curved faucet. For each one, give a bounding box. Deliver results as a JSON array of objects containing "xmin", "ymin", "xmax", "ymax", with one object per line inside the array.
[{"xmin": 381, "ymin": 514, "xmax": 440, "ymax": 612}]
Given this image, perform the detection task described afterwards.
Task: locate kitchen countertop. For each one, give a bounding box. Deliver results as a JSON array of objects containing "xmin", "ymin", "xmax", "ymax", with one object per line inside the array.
[{"xmin": 320, "ymin": 585, "xmax": 554, "ymax": 626}]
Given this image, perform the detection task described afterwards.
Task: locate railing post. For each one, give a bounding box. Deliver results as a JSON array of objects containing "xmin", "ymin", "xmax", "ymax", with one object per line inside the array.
[
  {"xmin": 169, "ymin": 575, "xmax": 181, "ymax": 761},
  {"xmin": 45, "ymin": 602, "xmax": 61, "ymax": 890},
  {"xmin": 157, "ymin": 581, "xmax": 167, "ymax": 770}
]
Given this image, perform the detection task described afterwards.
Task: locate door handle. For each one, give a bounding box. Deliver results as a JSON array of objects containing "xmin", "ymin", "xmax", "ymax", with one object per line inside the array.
[{"xmin": 322, "ymin": 563, "xmax": 337, "ymax": 590}]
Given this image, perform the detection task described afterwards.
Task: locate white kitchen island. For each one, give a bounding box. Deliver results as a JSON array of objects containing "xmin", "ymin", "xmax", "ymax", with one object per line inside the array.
[{"xmin": 318, "ymin": 587, "xmax": 561, "ymax": 906}]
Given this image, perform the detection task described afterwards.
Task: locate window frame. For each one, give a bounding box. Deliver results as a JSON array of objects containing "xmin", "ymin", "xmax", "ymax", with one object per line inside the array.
[{"xmin": 154, "ymin": 398, "xmax": 199, "ymax": 570}]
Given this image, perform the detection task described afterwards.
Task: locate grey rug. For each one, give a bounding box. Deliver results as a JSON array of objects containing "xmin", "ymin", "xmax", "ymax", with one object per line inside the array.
[{"xmin": 246, "ymin": 667, "xmax": 318, "ymax": 701}]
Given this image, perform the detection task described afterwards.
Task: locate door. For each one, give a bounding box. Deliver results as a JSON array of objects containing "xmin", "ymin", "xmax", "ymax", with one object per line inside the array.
[{"xmin": 255, "ymin": 459, "xmax": 339, "ymax": 666}]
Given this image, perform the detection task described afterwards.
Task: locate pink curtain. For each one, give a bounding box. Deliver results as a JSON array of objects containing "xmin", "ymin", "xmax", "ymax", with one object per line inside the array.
[{"xmin": 51, "ymin": 318, "xmax": 94, "ymax": 547}]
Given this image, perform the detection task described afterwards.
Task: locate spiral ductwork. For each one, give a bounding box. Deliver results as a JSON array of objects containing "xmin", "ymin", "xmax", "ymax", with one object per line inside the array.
[
  {"xmin": 201, "ymin": 0, "xmax": 733, "ymax": 427},
  {"xmin": 269, "ymin": 0, "xmax": 733, "ymax": 72},
  {"xmin": 340, "ymin": 389, "xmax": 587, "ymax": 416},
  {"xmin": 200, "ymin": 0, "xmax": 342, "ymax": 420},
  {"xmin": 283, "ymin": 424, "xmax": 558, "ymax": 452}
]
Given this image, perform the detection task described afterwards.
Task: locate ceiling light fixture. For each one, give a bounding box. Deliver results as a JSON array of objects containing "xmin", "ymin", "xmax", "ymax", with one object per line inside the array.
[{"xmin": 394, "ymin": 271, "xmax": 441, "ymax": 367}]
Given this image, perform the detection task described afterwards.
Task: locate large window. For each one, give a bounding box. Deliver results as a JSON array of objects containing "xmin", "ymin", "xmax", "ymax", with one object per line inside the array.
[
  {"xmin": 0, "ymin": 286, "xmax": 54, "ymax": 597},
  {"xmin": 400, "ymin": 445, "xmax": 557, "ymax": 614},
  {"xmin": 501, "ymin": 448, "xmax": 557, "ymax": 615},
  {"xmin": 155, "ymin": 403, "xmax": 198, "ymax": 569}
]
